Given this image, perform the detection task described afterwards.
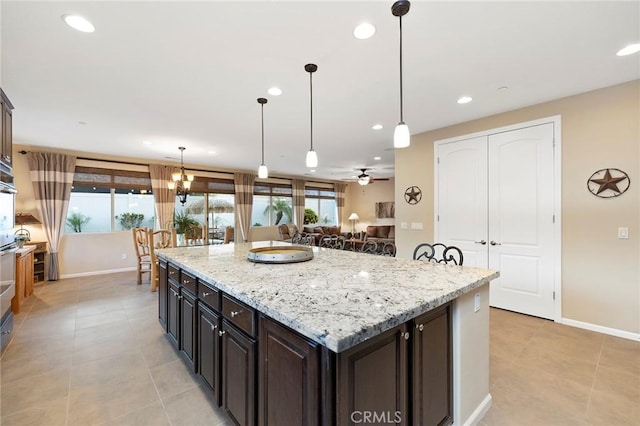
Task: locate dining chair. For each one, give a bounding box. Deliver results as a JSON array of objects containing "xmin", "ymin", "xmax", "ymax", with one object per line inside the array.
[
  {"xmin": 223, "ymin": 226, "xmax": 234, "ymax": 244},
  {"xmin": 380, "ymin": 242, "xmax": 397, "ymax": 257},
  {"xmin": 132, "ymin": 227, "xmax": 152, "ymax": 285},
  {"xmin": 359, "ymin": 240, "xmax": 379, "ymax": 254},
  {"xmin": 413, "ymin": 243, "xmax": 464, "ymax": 265},
  {"xmin": 291, "ymin": 232, "xmax": 314, "ymax": 246},
  {"xmin": 149, "ymin": 228, "xmax": 177, "ymax": 292},
  {"xmin": 185, "ymin": 225, "xmax": 206, "ymax": 246}
]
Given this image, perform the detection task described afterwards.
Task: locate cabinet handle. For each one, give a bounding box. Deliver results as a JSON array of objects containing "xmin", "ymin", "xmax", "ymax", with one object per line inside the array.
[
  {"xmin": 490, "ymin": 241, "xmax": 502, "ymax": 246},
  {"xmin": 211, "ymin": 324, "xmax": 217, "ymax": 331},
  {"xmin": 401, "ymin": 331, "xmax": 410, "ymax": 340},
  {"xmin": 230, "ymin": 310, "xmax": 242, "ymax": 318},
  {"xmin": 416, "ymin": 324, "xmax": 424, "ymax": 332},
  {"xmin": 169, "ymin": 271, "xmax": 176, "ymax": 276},
  {"xmin": 218, "ymin": 330, "xmax": 226, "ymax": 336},
  {"xmin": 1, "ymin": 330, "xmax": 11, "ymax": 335},
  {"xmin": 183, "ymin": 279, "xmax": 189, "ymax": 285},
  {"xmin": 474, "ymin": 240, "xmax": 487, "ymax": 245},
  {"xmin": 202, "ymin": 292, "xmax": 210, "ymax": 297},
  {"xmin": 177, "ymin": 295, "xmax": 183, "ymax": 300}
]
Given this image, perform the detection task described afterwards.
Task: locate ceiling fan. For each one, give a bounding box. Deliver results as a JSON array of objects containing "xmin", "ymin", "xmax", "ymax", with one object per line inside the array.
[{"xmin": 356, "ymin": 168, "xmax": 372, "ymax": 186}]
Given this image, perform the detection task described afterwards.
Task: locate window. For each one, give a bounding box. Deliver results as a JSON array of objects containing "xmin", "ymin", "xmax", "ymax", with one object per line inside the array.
[
  {"xmin": 66, "ymin": 167, "xmax": 154, "ymax": 233},
  {"xmin": 173, "ymin": 177, "xmax": 235, "ymax": 243},
  {"xmin": 252, "ymin": 184, "xmax": 293, "ymax": 226},
  {"xmin": 305, "ymin": 187, "xmax": 336, "ymax": 225}
]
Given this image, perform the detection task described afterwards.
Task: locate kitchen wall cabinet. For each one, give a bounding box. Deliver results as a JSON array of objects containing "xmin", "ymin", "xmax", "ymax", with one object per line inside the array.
[{"xmin": 0, "ymin": 88, "xmax": 13, "ymax": 170}]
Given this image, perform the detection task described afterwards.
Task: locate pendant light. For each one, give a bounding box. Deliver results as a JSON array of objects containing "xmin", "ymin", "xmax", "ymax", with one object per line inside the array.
[
  {"xmin": 305, "ymin": 63, "xmax": 318, "ymax": 167},
  {"xmin": 167, "ymin": 146, "xmax": 194, "ymax": 205},
  {"xmin": 257, "ymin": 97, "xmax": 268, "ymax": 179},
  {"xmin": 392, "ymin": 0, "xmax": 411, "ymax": 148}
]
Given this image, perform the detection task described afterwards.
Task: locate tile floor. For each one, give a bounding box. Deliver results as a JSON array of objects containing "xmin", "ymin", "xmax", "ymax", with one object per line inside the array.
[{"xmin": 0, "ymin": 272, "xmax": 638, "ymax": 425}]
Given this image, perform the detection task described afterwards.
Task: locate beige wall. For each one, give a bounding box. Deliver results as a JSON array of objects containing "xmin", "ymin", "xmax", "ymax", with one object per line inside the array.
[
  {"xmin": 396, "ymin": 80, "xmax": 640, "ymax": 334},
  {"xmin": 343, "ymin": 179, "xmax": 395, "ymax": 233}
]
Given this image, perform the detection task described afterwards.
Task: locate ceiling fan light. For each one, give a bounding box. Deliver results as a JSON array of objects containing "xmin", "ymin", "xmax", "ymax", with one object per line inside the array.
[
  {"xmin": 258, "ymin": 164, "xmax": 268, "ymax": 179},
  {"xmin": 394, "ymin": 123, "xmax": 410, "ymax": 148},
  {"xmin": 358, "ymin": 176, "xmax": 370, "ymax": 186},
  {"xmin": 306, "ymin": 149, "xmax": 318, "ymax": 168}
]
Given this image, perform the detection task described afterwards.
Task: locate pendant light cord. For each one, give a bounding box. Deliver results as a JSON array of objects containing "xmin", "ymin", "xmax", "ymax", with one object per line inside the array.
[
  {"xmin": 399, "ymin": 15, "xmax": 404, "ymax": 123},
  {"xmin": 261, "ymin": 103, "xmax": 265, "ymax": 164},
  {"xmin": 309, "ymin": 70, "xmax": 314, "ymax": 151}
]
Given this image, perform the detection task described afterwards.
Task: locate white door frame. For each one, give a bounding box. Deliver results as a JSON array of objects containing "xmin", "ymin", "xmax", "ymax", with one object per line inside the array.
[{"xmin": 434, "ymin": 115, "xmax": 562, "ymax": 322}]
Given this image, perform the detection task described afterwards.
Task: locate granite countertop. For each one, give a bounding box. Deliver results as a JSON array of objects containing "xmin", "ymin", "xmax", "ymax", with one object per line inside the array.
[{"xmin": 158, "ymin": 241, "xmax": 499, "ymax": 352}]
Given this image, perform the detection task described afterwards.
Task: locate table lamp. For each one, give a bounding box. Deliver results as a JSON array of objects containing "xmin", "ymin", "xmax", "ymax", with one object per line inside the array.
[
  {"xmin": 15, "ymin": 213, "xmax": 41, "ymax": 241},
  {"xmin": 348, "ymin": 212, "xmax": 360, "ymax": 234}
]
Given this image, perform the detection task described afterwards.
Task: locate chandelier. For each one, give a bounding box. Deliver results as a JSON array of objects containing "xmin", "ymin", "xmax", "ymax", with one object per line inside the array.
[{"xmin": 168, "ymin": 146, "xmax": 194, "ymax": 205}]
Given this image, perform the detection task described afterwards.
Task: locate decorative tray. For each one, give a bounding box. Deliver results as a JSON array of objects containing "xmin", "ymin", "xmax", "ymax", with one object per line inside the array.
[{"xmin": 247, "ymin": 245, "xmax": 314, "ymax": 264}]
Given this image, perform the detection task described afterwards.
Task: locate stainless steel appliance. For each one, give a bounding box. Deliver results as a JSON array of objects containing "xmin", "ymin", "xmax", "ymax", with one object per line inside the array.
[{"xmin": 0, "ymin": 169, "xmax": 17, "ymax": 353}]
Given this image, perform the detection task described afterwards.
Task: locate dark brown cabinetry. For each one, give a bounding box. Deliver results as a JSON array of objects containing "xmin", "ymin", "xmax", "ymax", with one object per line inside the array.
[
  {"xmin": 338, "ymin": 323, "xmax": 409, "ymax": 425},
  {"xmin": 159, "ymin": 259, "xmax": 453, "ymax": 426},
  {"xmin": 258, "ymin": 316, "xmax": 320, "ymax": 426},
  {"xmin": 0, "ymin": 88, "xmax": 13, "ymax": 169},
  {"xmin": 197, "ymin": 303, "xmax": 221, "ymax": 403},
  {"xmin": 412, "ymin": 303, "xmax": 452, "ymax": 426},
  {"xmin": 180, "ymin": 287, "xmax": 197, "ymax": 371},
  {"xmin": 158, "ymin": 261, "xmax": 167, "ymax": 330},
  {"xmin": 222, "ymin": 320, "xmax": 256, "ymax": 426},
  {"xmin": 167, "ymin": 281, "xmax": 179, "ymax": 347}
]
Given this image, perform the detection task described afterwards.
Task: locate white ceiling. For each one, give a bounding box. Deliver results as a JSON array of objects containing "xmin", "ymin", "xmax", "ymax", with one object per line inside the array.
[{"xmin": 2, "ymin": 1, "xmax": 639, "ymax": 182}]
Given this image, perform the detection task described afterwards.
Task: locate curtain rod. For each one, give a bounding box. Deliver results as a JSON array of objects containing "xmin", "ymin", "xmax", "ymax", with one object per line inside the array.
[{"xmin": 19, "ymin": 150, "xmax": 337, "ymax": 184}]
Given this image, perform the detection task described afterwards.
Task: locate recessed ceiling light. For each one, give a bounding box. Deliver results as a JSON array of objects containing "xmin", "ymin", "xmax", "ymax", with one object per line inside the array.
[
  {"xmin": 143, "ymin": 140, "xmax": 152, "ymax": 145},
  {"xmin": 457, "ymin": 96, "xmax": 473, "ymax": 104},
  {"xmin": 374, "ymin": 156, "xmax": 381, "ymax": 161},
  {"xmin": 353, "ymin": 23, "xmax": 376, "ymax": 40},
  {"xmin": 207, "ymin": 151, "xmax": 216, "ymax": 155},
  {"xmin": 617, "ymin": 43, "xmax": 640, "ymax": 56},
  {"xmin": 267, "ymin": 87, "xmax": 282, "ymax": 96},
  {"xmin": 310, "ymin": 169, "xmax": 316, "ymax": 173},
  {"xmin": 372, "ymin": 124, "xmax": 383, "ymax": 130},
  {"xmin": 62, "ymin": 14, "xmax": 95, "ymax": 33}
]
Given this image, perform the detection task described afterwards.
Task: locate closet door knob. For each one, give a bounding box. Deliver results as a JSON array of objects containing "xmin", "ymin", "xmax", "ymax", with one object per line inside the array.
[
  {"xmin": 474, "ymin": 240, "xmax": 487, "ymax": 245},
  {"xmin": 490, "ymin": 241, "xmax": 501, "ymax": 246}
]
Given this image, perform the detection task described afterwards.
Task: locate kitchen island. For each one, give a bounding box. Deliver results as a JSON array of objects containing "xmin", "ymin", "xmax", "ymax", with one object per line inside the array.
[{"xmin": 157, "ymin": 241, "xmax": 498, "ymax": 426}]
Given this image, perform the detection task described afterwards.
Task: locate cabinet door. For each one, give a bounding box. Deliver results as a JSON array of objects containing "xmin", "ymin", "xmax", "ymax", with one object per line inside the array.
[
  {"xmin": 158, "ymin": 261, "xmax": 168, "ymax": 330},
  {"xmin": 198, "ymin": 303, "xmax": 221, "ymax": 405},
  {"xmin": 167, "ymin": 281, "xmax": 180, "ymax": 348},
  {"xmin": 337, "ymin": 324, "xmax": 408, "ymax": 425},
  {"xmin": 258, "ymin": 316, "xmax": 319, "ymax": 426},
  {"xmin": 413, "ymin": 304, "xmax": 452, "ymax": 426},
  {"xmin": 180, "ymin": 289, "xmax": 197, "ymax": 371},
  {"xmin": 222, "ymin": 320, "xmax": 256, "ymax": 426},
  {"xmin": 2, "ymin": 99, "xmax": 12, "ymax": 167}
]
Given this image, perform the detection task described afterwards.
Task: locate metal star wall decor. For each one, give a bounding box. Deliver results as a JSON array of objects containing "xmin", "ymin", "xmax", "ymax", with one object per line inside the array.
[
  {"xmin": 587, "ymin": 168, "xmax": 630, "ymax": 198},
  {"xmin": 404, "ymin": 186, "xmax": 422, "ymax": 204}
]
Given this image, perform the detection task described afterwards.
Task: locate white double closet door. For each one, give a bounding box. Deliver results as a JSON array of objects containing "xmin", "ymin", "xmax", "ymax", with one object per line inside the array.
[{"xmin": 436, "ymin": 120, "xmax": 559, "ymax": 320}]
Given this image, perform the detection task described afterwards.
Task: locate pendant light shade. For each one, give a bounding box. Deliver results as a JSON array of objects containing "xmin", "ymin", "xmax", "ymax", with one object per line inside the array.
[
  {"xmin": 257, "ymin": 97, "xmax": 269, "ymax": 178},
  {"xmin": 305, "ymin": 63, "xmax": 319, "ymax": 167},
  {"xmin": 392, "ymin": 0, "xmax": 411, "ymax": 149}
]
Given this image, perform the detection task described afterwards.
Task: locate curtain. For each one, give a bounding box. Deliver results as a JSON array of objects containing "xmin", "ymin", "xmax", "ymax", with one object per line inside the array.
[
  {"xmin": 149, "ymin": 164, "xmax": 177, "ymax": 230},
  {"xmin": 292, "ymin": 179, "xmax": 306, "ymax": 230},
  {"xmin": 234, "ymin": 173, "xmax": 255, "ymax": 242},
  {"xmin": 27, "ymin": 152, "xmax": 76, "ymax": 281},
  {"xmin": 334, "ymin": 182, "xmax": 347, "ymax": 229}
]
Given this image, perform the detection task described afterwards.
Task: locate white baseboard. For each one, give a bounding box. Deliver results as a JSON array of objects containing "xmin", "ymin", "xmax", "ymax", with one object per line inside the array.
[
  {"xmin": 60, "ymin": 267, "xmax": 136, "ymax": 279},
  {"xmin": 462, "ymin": 393, "xmax": 492, "ymax": 426},
  {"xmin": 561, "ymin": 317, "xmax": 640, "ymax": 341}
]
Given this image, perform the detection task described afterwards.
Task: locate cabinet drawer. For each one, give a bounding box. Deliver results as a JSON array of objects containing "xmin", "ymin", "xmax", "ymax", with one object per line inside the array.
[
  {"xmin": 168, "ymin": 264, "xmax": 180, "ymax": 283},
  {"xmin": 222, "ymin": 294, "xmax": 256, "ymax": 337},
  {"xmin": 180, "ymin": 271, "xmax": 197, "ymax": 295},
  {"xmin": 199, "ymin": 281, "xmax": 220, "ymax": 311}
]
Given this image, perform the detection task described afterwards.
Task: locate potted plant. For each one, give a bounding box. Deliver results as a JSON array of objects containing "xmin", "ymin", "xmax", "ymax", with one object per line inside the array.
[
  {"xmin": 173, "ymin": 211, "xmax": 199, "ymax": 235},
  {"xmin": 14, "ymin": 234, "xmax": 28, "ymax": 248},
  {"xmin": 303, "ymin": 208, "xmax": 318, "ymax": 225}
]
